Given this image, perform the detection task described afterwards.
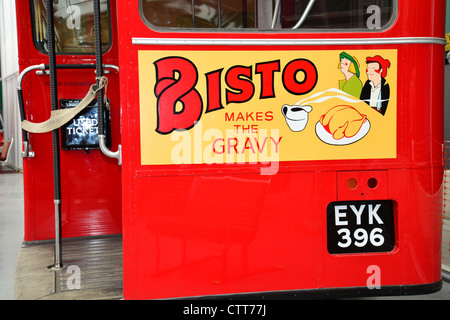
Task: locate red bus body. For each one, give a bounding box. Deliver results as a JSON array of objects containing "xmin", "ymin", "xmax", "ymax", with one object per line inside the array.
[{"xmin": 16, "ymin": 0, "xmax": 445, "ymax": 299}]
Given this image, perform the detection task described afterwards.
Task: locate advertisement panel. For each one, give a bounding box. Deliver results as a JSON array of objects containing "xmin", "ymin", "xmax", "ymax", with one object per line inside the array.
[{"xmin": 138, "ymin": 49, "xmax": 398, "ymax": 167}]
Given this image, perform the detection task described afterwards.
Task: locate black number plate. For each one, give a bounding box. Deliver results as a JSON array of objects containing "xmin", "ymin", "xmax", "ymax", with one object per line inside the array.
[{"xmin": 327, "ymin": 200, "xmax": 395, "ymax": 254}]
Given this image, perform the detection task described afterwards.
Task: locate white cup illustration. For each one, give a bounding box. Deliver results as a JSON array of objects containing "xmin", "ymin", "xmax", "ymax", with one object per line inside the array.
[{"xmin": 282, "ymin": 105, "xmax": 313, "ymax": 132}]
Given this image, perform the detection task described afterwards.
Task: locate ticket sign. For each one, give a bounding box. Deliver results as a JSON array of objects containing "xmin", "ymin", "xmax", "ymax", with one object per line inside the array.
[
  {"xmin": 60, "ymin": 99, "xmax": 111, "ymax": 151},
  {"xmin": 138, "ymin": 49, "xmax": 397, "ymax": 166}
]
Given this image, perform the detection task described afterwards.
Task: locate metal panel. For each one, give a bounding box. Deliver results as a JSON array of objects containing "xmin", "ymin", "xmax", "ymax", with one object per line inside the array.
[
  {"xmin": 121, "ymin": 0, "xmax": 445, "ymax": 299},
  {"xmin": 337, "ymin": 170, "xmax": 388, "ymax": 201}
]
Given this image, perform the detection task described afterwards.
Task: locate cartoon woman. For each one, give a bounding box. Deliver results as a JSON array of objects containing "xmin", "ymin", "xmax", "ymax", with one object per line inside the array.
[
  {"xmin": 338, "ymin": 52, "xmax": 363, "ymax": 98},
  {"xmin": 360, "ymin": 55, "xmax": 391, "ymax": 116}
]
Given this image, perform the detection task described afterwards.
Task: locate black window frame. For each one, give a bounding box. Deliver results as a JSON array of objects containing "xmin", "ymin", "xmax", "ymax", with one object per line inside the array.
[
  {"xmin": 29, "ymin": 0, "xmax": 113, "ymax": 55},
  {"xmin": 138, "ymin": 0, "xmax": 398, "ymax": 33}
]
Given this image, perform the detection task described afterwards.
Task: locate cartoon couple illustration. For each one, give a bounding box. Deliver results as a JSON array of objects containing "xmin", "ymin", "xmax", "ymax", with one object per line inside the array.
[{"xmin": 338, "ymin": 52, "xmax": 391, "ymax": 116}]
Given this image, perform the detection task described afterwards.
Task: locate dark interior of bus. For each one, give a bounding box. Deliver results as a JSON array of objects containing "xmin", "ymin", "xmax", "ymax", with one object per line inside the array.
[
  {"xmin": 28, "ymin": 0, "xmax": 395, "ymax": 54},
  {"xmin": 140, "ymin": 0, "xmax": 394, "ymax": 30},
  {"xmin": 30, "ymin": 0, "xmax": 111, "ymax": 53}
]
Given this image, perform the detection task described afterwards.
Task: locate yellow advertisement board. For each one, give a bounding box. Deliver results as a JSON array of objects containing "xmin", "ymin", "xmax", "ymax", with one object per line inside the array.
[{"xmin": 138, "ymin": 49, "xmax": 397, "ymax": 166}]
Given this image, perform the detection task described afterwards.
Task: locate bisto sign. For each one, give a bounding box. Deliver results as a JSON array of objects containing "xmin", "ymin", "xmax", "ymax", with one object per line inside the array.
[{"xmin": 138, "ymin": 49, "xmax": 397, "ymax": 169}]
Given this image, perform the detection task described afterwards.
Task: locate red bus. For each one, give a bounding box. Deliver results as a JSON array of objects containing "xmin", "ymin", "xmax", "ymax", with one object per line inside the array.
[{"xmin": 16, "ymin": 0, "xmax": 446, "ymax": 299}]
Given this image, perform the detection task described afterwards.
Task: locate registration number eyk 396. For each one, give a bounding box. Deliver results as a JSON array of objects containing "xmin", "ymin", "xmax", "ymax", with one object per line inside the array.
[{"xmin": 327, "ymin": 200, "xmax": 395, "ymax": 254}]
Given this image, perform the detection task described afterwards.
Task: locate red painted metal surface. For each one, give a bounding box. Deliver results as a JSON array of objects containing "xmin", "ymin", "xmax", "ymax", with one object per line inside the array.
[
  {"xmin": 117, "ymin": 0, "xmax": 445, "ymax": 299},
  {"xmin": 15, "ymin": 0, "xmax": 445, "ymax": 300},
  {"xmin": 16, "ymin": 1, "xmax": 122, "ymax": 241}
]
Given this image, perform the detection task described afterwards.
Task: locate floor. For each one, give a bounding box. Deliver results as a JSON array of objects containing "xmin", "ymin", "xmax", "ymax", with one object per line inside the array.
[
  {"xmin": 0, "ymin": 169, "xmax": 123, "ymax": 300},
  {"xmin": 0, "ymin": 170, "xmax": 24, "ymax": 300},
  {"xmin": 14, "ymin": 235, "xmax": 123, "ymax": 300}
]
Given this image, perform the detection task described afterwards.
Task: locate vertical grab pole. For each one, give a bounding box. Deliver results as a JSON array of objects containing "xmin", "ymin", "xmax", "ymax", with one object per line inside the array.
[
  {"xmin": 93, "ymin": 0, "xmax": 105, "ymax": 140},
  {"xmin": 93, "ymin": 0, "xmax": 122, "ymax": 165},
  {"xmin": 45, "ymin": 0, "xmax": 62, "ymax": 269}
]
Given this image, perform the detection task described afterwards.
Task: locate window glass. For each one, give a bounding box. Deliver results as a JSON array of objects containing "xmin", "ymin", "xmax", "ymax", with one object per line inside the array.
[
  {"xmin": 140, "ymin": 0, "xmax": 395, "ymax": 31},
  {"xmin": 446, "ymin": 0, "xmax": 450, "ymax": 34},
  {"xmin": 31, "ymin": 0, "xmax": 111, "ymax": 54}
]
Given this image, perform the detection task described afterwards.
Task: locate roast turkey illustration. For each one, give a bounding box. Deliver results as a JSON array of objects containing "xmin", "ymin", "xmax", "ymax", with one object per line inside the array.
[{"xmin": 319, "ymin": 105, "xmax": 368, "ymax": 140}]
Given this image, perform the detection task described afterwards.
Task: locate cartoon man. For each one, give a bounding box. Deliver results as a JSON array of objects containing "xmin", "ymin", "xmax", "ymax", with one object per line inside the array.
[
  {"xmin": 338, "ymin": 52, "xmax": 363, "ymax": 98},
  {"xmin": 360, "ymin": 55, "xmax": 391, "ymax": 116}
]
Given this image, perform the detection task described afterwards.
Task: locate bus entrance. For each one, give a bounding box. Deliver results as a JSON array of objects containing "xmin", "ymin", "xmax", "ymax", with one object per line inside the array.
[{"xmin": 14, "ymin": 0, "xmax": 446, "ymax": 300}]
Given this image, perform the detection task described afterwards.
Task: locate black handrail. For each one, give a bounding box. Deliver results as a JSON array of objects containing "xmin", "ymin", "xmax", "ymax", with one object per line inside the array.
[
  {"xmin": 93, "ymin": 0, "xmax": 121, "ymax": 165},
  {"xmin": 45, "ymin": 0, "xmax": 63, "ymax": 269},
  {"xmin": 93, "ymin": 0, "xmax": 105, "ymax": 139}
]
